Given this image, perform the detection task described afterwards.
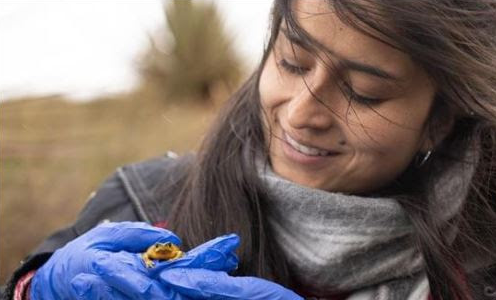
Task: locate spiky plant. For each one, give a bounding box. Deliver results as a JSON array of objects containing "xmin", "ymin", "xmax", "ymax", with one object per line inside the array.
[{"xmin": 139, "ymin": 0, "xmax": 243, "ymax": 103}]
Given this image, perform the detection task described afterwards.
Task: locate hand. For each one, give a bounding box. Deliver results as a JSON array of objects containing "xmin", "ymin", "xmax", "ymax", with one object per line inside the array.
[
  {"xmin": 30, "ymin": 222, "xmax": 239, "ymax": 300},
  {"xmin": 159, "ymin": 268, "xmax": 304, "ymax": 300},
  {"xmin": 90, "ymin": 233, "xmax": 241, "ymax": 299}
]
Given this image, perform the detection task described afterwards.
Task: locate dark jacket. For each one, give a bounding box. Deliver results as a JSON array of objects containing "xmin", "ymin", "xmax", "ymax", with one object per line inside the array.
[{"xmin": 1, "ymin": 152, "xmax": 495, "ymax": 299}]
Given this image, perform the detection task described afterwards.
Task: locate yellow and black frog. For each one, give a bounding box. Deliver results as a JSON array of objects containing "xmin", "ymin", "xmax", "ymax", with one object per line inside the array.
[{"xmin": 141, "ymin": 242, "xmax": 183, "ymax": 268}]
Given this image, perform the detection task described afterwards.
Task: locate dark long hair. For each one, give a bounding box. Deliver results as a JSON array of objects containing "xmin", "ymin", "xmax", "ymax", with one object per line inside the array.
[{"xmin": 167, "ymin": 1, "xmax": 496, "ymax": 299}]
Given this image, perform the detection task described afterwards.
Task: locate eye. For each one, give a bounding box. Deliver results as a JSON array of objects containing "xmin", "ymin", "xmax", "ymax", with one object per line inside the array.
[
  {"xmin": 279, "ymin": 58, "xmax": 383, "ymax": 105},
  {"xmin": 278, "ymin": 59, "xmax": 309, "ymax": 75},
  {"xmin": 341, "ymin": 81, "xmax": 383, "ymax": 106}
]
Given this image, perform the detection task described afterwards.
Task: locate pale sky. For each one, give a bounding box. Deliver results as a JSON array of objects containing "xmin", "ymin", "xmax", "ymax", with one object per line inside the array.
[{"xmin": 0, "ymin": 1, "xmax": 273, "ymax": 101}]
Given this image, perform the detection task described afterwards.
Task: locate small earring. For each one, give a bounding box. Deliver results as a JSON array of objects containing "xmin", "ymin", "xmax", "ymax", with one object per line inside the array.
[{"xmin": 417, "ymin": 150, "xmax": 432, "ymax": 167}]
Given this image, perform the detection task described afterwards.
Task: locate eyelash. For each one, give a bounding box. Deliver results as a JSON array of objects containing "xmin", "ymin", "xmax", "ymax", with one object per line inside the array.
[
  {"xmin": 278, "ymin": 58, "xmax": 383, "ymax": 105},
  {"xmin": 279, "ymin": 58, "xmax": 308, "ymax": 75}
]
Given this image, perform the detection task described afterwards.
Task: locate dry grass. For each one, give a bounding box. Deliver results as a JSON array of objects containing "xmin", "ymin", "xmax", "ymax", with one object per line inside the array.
[{"xmin": 0, "ymin": 93, "xmax": 218, "ymax": 283}]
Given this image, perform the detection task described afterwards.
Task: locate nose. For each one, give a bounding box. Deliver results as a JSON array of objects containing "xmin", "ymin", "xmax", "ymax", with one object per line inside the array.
[{"xmin": 286, "ymin": 84, "xmax": 337, "ymax": 131}]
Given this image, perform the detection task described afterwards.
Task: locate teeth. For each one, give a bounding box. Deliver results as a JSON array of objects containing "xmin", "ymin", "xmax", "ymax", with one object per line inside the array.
[{"xmin": 285, "ymin": 133, "xmax": 329, "ymax": 156}]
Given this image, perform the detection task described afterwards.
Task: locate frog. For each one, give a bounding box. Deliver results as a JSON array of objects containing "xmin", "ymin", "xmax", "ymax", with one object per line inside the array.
[{"xmin": 141, "ymin": 242, "xmax": 184, "ymax": 268}]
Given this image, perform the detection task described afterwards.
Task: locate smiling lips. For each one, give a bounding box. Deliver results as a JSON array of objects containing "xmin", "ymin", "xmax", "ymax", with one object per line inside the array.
[{"xmin": 284, "ymin": 132, "xmax": 337, "ymax": 157}]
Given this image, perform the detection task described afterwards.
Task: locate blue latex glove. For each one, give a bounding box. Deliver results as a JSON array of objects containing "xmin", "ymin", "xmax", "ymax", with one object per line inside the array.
[
  {"xmin": 30, "ymin": 222, "xmax": 239, "ymax": 300},
  {"xmin": 159, "ymin": 268, "xmax": 304, "ymax": 300},
  {"xmin": 89, "ymin": 233, "xmax": 240, "ymax": 298}
]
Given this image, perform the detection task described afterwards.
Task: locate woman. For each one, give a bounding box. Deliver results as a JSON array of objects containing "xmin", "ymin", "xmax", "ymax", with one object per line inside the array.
[{"xmin": 3, "ymin": 0, "xmax": 496, "ymax": 299}]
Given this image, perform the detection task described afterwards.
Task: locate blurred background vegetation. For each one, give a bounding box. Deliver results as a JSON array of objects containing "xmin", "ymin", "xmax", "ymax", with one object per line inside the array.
[{"xmin": 0, "ymin": 0, "xmax": 247, "ymax": 283}]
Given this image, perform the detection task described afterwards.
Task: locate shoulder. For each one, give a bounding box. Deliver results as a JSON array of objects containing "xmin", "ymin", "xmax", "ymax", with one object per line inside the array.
[
  {"xmin": 114, "ymin": 151, "xmax": 194, "ymax": 224},
  {"xmin": 117, "ymin": 151, "xmax": 193, "ymax": 204},
  {"xmin": 81, "ymin": 151, "xmax": 194, "ymax": 228}
]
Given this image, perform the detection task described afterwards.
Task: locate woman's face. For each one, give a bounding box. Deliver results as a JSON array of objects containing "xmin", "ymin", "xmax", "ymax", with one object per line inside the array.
[{"xmin": 259, "ymin": 0, "xmax": 437, "ymax": 193}]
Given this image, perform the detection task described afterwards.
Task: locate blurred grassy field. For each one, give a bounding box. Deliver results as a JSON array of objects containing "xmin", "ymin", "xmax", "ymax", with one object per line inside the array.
[{"xmin": 0, "ymin": 92, "xmax": 219, "ymax": 283}]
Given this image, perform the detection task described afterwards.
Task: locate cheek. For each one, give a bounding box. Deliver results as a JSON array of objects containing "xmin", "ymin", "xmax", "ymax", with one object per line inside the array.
[
  {"xmin": 346, "ymin": 107, "xmax": 428, "ymax": 168},
  {"xmin": 258, "ymin": 53, "xmax": 290, "ymax": 112}
]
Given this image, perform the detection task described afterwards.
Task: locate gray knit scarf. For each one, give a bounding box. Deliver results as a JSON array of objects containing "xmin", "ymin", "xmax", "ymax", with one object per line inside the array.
[{"xmin": 258, "ymin": 144, "xmax": 478, "ymax": 299}]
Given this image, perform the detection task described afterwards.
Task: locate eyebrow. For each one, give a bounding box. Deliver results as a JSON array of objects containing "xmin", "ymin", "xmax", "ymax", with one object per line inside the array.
[{"xmin": 280, "ymin": 27, "xmax": 400, "ymax": 81}]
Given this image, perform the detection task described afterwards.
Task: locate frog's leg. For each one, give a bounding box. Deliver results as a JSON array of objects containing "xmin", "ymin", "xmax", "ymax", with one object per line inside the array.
[{"xmin": 142, "ymin": 253, "xmax": 156, "ymax": 268}]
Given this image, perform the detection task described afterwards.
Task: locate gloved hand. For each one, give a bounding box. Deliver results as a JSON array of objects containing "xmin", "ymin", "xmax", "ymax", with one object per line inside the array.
[
  {"xmin": 159, "ymin": 268, "xmax": 304, "ymax": 300},
  {"xmin": 30, "ymin": 221, "xmax": 239, "ymax": 300}
]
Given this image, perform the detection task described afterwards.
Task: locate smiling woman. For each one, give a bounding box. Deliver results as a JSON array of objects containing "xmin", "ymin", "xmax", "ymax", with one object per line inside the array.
[
  {"xmin": 3, "ymin": 1, "xmax": 496, "ymax": 300},
  {"xmin": 260, "ymin": 2, "xmax": 439, "ymax": 192}
]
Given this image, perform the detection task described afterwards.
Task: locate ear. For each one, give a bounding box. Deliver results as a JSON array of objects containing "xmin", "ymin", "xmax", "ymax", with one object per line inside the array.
[{"xmin": 419, "ymin": 107, "xmax": 456, "ymax": 153}]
